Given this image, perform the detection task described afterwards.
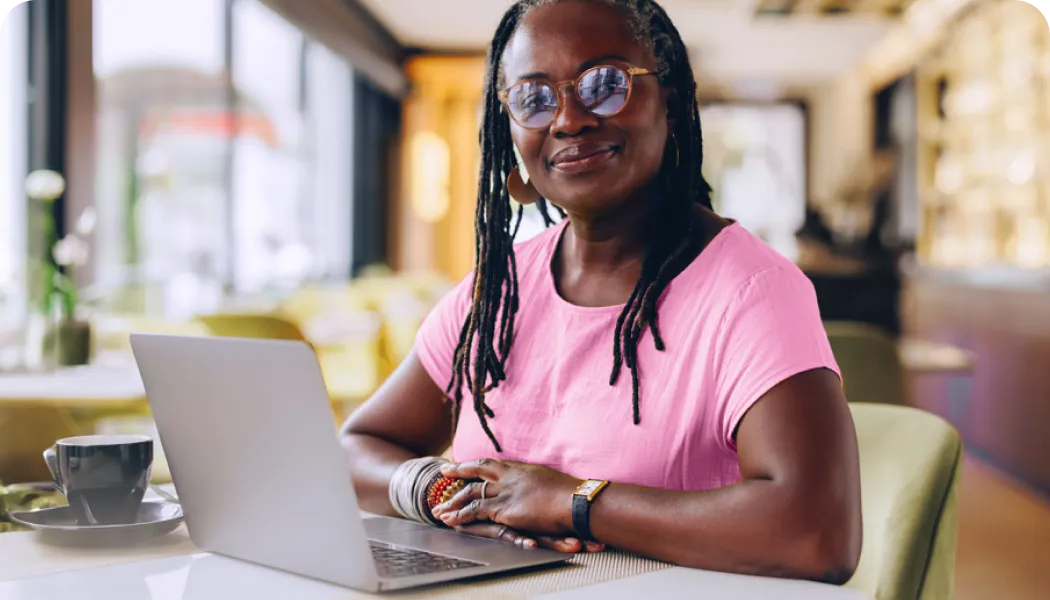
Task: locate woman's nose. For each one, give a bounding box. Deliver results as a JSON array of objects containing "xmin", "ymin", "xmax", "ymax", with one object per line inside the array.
[{"xmin": 549, "ymin": 85, "xmax": 600, "ymax": 138}]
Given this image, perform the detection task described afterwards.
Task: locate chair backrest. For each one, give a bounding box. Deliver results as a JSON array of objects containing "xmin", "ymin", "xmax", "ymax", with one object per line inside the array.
[
  {"xmin": 825, "ymin": 321, "xmax": 908, "ymax": 405},
  {"xmin": 195, "ymin": 313, "xmax": 307, "ymax": 343},
  {"xmin": 845, "ymin": 403, "xmax": 963, "ymax": 600}
]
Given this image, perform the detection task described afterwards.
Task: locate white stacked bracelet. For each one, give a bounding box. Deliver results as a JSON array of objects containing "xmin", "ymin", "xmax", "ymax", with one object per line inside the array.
[{"xmin": 388, "ymin": 456, "xmax": 450, "ymax": 526}]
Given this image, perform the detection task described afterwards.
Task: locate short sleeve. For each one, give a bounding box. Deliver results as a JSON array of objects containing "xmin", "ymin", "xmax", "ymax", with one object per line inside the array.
[
  {"xmin": 713, "ymin": 266, "xmax": 840, "ymax": 451},
  {"xmin": 415, "ymin": 272, "xmax": 475, "ymax": 390}
]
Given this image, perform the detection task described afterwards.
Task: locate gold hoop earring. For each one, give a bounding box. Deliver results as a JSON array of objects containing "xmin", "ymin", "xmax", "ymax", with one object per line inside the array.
[{"xmin": 507, "ymin": 167, "xmax": 542, "ymax": 205}]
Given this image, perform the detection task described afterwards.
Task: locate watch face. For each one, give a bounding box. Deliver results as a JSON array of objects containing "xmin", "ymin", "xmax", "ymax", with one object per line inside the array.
[{"xmin": 576, "ymin": 480, "xmax": 602, "ymax": 495}]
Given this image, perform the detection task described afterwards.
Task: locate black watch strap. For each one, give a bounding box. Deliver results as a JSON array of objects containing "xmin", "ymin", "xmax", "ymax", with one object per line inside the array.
[{"xmin": 572, "ymin": 494, "xmax": 594, "ymax": 541}]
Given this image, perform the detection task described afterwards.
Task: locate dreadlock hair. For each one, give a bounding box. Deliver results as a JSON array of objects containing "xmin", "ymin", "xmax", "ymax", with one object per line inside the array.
[{"xmin": 446, "ymin": 0, "xmax": 714, "ymax": 452}]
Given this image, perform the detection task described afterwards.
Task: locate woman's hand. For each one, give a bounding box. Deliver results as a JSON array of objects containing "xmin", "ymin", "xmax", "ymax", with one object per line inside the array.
[
  {"xmin": 432, "ymin": 459, "xmax": 601, "ymax": 551},
  {"xmin": 455, "ymin": 522, "xmax": 605, "ymax": 554}
]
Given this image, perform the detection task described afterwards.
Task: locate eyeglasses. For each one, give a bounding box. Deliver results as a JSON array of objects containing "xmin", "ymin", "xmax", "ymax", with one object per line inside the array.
[{"xmin": 498, "ymin": 64, "xmax": 657, "ymax": 130}]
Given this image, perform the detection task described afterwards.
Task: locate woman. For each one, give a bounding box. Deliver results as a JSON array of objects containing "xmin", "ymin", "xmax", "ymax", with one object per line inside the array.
[{"xmin": 341, "ymin": 0, "xmax": 862, "ymax": 584}]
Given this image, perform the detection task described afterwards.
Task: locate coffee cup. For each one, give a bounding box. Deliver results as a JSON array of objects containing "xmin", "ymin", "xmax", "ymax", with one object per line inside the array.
[{"xmin": 43, "ymin": 435, "xmax": 153, "ymax": 526}]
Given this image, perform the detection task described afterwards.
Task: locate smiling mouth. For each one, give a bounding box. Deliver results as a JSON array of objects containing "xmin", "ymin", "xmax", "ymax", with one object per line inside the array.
[{"xmin": 550, "ymin": 146, "xmax": 620, "ymax": 174}]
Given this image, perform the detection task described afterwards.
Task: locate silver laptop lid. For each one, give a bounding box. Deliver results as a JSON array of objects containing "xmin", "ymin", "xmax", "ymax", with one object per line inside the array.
[{"xmin": 130, "ymin": 333, "xmax": 380, "ymax": 591}]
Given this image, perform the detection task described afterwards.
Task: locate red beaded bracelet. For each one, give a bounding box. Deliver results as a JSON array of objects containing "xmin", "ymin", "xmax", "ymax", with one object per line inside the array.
[
  {"xmin": 426, "ymin": 476, "xmax": 454, "ymax": 509},
  {"xmin": 425, "ymin": 476, "xmax": 476, "ymax": 510}
]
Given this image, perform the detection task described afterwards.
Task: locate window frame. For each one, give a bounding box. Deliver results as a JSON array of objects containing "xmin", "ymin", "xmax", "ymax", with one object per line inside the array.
[{"xmin": 0, "ymin": 2, "xmax": 30, "ymax": 328}]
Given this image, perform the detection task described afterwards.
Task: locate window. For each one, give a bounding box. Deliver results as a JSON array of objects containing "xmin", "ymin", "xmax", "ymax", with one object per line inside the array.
[
  {"xmin": 93, "ymin": 0, "xmax": 355, "ymax": 318},
  {"xmin": 304, "ymin": 42, "xmax": 354, "ymax": 279},
  {"xmin": 231, "ymin": 0, "xmax": 306, "ymax": 292},
  {"xmin": 0, "ymin": 2, "xmax": 28, "ymax": 329},
  {"xmin": 231, "ymin": 0, "xmax": 355, "ymax": 290},
  {"xmin": 94, "ymin": 0, "xmax": 228, "ymax": 318}
]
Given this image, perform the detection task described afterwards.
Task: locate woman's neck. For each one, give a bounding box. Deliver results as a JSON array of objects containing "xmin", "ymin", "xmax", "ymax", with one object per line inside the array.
[
  {"xmin": 560, "ymin": 191, "xmax": 662, "ymax": 275},
  {"xmin": 563, "ymin": 217, "xmax": 646, "ymax": 275}
]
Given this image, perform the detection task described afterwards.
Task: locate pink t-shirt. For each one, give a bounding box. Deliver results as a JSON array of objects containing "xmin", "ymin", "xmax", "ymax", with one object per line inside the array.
[{"xmin": 416, "ymin": 221, "xmax": 839, "ymax": 491}]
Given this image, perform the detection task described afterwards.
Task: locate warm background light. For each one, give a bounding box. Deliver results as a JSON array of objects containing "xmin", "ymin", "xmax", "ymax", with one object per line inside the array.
[
  {"xmin": 917, "ymin": 0, "xmax": 1050, "ymax": 269},
  {"xmin": 409, "ymin": 132, "xmax": 451, "ymax": 224}
]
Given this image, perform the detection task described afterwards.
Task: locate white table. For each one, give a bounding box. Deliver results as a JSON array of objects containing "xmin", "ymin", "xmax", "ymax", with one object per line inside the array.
[
  {"xmin": 0, "ymin": 354, "xmax": 366, "ymax": 410},
  {"xmin": 0, "ymin": 534, "xmax": 870, "ymax": 600},
  {"xmin": 0, "ymin": 551, "xmax": 872, "ymax": 599},
  {"xmin": 0, "ymin": 488, "xmax": 870, "ymax": 600},
  {"xmin": 0, "ymin": 360, "xmax": 147, "ymax": 410}
]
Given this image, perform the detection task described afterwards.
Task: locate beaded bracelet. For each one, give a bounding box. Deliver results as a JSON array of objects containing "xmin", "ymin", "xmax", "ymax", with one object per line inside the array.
[{"xmin": 425, "ymin": 475, "xmax": 468, "ymax": 510}]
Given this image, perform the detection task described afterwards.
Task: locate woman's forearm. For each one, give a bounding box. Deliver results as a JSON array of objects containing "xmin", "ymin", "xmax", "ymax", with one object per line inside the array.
[
  {"xmin": 585, "ymin": 479, "xmax": 859, "ymax": 584},
  {"xmin": 340, "ymin": 433, "xmax": 420, "ymax": 516}
]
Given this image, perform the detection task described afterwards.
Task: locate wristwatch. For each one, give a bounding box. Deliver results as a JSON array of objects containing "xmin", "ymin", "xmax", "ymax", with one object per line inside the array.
[{"xmin": 571, "ymin": 479, "xmax": 609, "ymax": 541}]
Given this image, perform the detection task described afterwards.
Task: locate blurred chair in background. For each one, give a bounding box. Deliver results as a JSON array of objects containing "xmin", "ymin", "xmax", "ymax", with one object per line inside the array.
[
  {"xmin": 195, "ymin": 312, "xmax": 308, "ymax": 343},
  {"xmin": 0, "ymin": 407, "xmax": 79, "ymax": 484},
  {"xmin": 847, "ymin": 402, "xmax": 962, "ymax": 600},
  {"xmin": 92, "ymin": 315, "xmax": 210, "ymax": 354},
  {"xmin": 825, "ymin": 321, "xmax": 908, "ymax": 405}
]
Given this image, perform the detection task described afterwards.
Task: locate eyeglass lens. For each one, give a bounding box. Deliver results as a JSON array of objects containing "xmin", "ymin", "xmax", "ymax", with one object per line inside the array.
[{"xmin": 506, "ymin": 66, "xmax": 631, "ymax": 128}]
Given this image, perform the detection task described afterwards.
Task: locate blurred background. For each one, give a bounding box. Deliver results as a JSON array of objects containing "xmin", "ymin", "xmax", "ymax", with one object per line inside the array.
[{"xmin": 0, "ymin": 0, "xmax": 1048, "ymax": 596}]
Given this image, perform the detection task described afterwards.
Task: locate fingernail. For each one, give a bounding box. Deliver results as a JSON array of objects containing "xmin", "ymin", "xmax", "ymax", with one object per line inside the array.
[
  {"xmin": 523, "ymin": 539, "xmax": 537, "ymax": 550},
  {"xmin": 433, "ymin": 504, "xmax": 447, "ymax": 514},
  {"xmin": 440, "ymin": 514, "xmax": 454, "ymax": 523}
]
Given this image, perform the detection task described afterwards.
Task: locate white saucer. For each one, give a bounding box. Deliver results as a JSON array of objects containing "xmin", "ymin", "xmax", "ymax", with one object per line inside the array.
[{"xmin": 8, "ymin": 501, "xmax": 184, "ymax": 546}]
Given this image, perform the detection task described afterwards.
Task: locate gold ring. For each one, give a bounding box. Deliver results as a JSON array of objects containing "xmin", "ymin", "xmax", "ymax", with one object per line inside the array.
[{"xmin": 480, "ymin": 481, "xmax": 490, "ymax": 502}]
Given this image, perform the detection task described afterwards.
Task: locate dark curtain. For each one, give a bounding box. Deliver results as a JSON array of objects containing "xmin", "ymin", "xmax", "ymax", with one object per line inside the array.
[{"xmin": 351, "ymin": 73, "xmax": 401, "ymax": 276}]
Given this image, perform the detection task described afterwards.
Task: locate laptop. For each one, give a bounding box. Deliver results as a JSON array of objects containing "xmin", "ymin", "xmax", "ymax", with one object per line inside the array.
[{"xmin": 129, "ymin": 333, "xmax": 568, "ymax": 592}]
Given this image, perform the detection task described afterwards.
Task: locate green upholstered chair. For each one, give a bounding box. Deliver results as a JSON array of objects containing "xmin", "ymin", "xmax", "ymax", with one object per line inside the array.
[
  {"xmin": 825, "ymin": 321, "xmax": 908, "ymax": 405},
  {"xmin": 845, "ymin": 403, "xmax": 963, "ymax": 600},
  {"xmin": 195, "ymin": 312, "xmax": 309, "ymax": 344}
]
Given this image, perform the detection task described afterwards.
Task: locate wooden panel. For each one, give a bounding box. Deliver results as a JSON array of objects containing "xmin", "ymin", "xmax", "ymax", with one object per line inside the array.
[
  {"xmin": 395, "ymin": 56, "xmax": 485, "ymax": 280},
  {"xmin": 903, "ymin": 272, "xmax": 1050, "ymax": 496}
]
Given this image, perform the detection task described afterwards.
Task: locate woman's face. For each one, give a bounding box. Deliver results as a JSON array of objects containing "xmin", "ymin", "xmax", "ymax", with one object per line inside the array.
[{"xmin": 501, "ymin": 1, "xmax": 669, "ymax": 218}]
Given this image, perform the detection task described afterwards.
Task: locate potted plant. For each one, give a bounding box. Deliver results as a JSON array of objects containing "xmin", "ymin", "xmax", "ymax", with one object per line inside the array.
[
  {"xmin": 51, "ymin": 220, "xmax": 94, "ymax": 366},
  {"xmin": 24, "ymin": 170, "xmax": 96, "ymax": 368}
]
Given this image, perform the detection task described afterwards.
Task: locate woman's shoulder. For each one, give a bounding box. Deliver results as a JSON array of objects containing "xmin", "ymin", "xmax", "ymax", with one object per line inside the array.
[
  {"xmin": 677, "ymin": 222, "xmax": 815, "ymax": 308},
  {"xmin": 711, "ymin": 222, "xmax": 807, "ymax": 281}
]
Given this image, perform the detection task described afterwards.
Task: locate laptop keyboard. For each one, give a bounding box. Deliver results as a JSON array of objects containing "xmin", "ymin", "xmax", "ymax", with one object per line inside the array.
[{"xmin": 368, "ymin": 539, "xmax": 486, "ymax": 579}]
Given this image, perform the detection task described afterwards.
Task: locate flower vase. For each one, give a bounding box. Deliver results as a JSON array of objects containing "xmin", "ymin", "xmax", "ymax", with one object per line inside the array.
[{"xmin": 54, "ymin": 320, "xmax": 92, "ymax": 367}]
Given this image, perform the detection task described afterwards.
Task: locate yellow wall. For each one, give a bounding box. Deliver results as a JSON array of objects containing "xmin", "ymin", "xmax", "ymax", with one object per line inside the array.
[{"xmin": 394, "ymin": 55, "xmax": 486, "ymax": 282}]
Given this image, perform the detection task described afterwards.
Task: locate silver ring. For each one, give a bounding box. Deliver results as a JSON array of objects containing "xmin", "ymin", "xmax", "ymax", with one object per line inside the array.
[{"xmin": 480, "ymin": 481, "xmax": 490, "ymax": 502}]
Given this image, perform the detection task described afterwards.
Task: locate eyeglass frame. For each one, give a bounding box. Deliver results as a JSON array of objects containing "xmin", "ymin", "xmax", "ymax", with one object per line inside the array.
[{"xmin": 497, "ymin": 64, "xmax": 658, "ymax": 130}]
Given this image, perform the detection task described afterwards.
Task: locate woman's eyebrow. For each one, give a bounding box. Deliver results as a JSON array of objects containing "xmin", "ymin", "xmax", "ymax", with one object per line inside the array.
[{"xmin": 512, "ymin": 54, "xmax": 632, "ymax": 83}]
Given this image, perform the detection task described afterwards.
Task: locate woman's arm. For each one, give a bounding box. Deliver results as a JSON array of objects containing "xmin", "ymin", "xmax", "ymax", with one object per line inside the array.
[
  {"xmin": 435, "ymin": 368, "xmax": 863, "ymax": 584},
  {"xmin": 587, "ymin": 368, "xmax": 861, "ymax": 582},
  {"xmin": 339, "ymin": 349, "xmax": 453, "ymax": 516}
]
